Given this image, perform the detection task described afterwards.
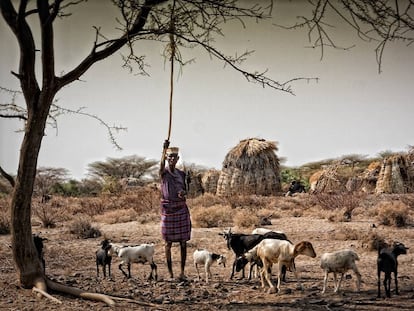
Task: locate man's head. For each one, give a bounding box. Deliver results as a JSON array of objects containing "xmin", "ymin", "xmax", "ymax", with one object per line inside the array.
[{"xmin": 166, "ymin": 147, "xmax": 179, "ymax": 167}]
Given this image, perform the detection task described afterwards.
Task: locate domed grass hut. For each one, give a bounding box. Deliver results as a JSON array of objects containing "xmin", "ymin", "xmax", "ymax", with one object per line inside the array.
[
  {"xmin": 216, "ymin": 138, "xmax": 281, "ymax": 196},
  {"xmin": 309, "ymin": 162, "xmax": 348, "ymax": 194},
  {"xmin": 346, "ymin": 161, "xmax": 381, "ymax": 193},
  {"xmin": 201, "ymin": 169, "xmax": 220, "ymax": 194},
  {"xmin": 375, "ymin": 152, "xmax": 414, "ymax": 194}
]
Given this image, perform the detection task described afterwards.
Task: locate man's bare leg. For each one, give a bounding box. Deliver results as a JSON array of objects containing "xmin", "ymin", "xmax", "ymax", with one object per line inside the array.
[
  {"xmin": 179, "ymin": 241, "xmax": 187, "ymax": 280},
  {"xmin": 165, "ymin": 241, "xmax": 173, "ymax": 279}
]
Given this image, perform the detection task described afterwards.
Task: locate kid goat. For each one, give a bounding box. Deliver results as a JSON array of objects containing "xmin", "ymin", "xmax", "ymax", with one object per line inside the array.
[{"xmin": 193, "ymin": 249, "xmax": 226, "ymax": 283}]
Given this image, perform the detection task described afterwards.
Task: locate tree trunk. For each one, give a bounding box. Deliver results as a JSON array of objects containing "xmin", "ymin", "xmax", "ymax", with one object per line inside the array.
[{"xmin": 11, "ymin": 97, "xmax": 50, "ymax": 288}]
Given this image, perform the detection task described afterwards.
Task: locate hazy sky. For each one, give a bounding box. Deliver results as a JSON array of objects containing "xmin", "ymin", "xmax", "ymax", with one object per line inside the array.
[{"xmin": 1, "ymin": 1, "xmax": 414, "ymax": 180}]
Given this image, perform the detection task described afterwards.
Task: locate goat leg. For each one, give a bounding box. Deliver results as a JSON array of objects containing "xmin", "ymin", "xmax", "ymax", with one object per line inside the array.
[{"xmin": 394, "ymin": 271, "xmax": 399, "ymax": 295}]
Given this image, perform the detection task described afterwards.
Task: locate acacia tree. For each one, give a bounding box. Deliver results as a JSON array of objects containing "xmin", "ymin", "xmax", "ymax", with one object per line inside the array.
[
  {"xmin": 0, "ymin": 0, "xmax": 291, "ymax": 303},
  {"xmin": 0, "ymin": 0, "xmax": 413, "ymax": 305}
]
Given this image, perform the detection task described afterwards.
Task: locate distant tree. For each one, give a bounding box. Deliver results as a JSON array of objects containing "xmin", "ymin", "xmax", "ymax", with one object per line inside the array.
[
  {"xmin": 87, "ymin": 155, "xmax": 157, "ymax": 182},
  {"xmin": 1, "ymin": 0, "xmax": 413, "ymax": 304},
  {"xmin": 34, "ymin": 167, "xmax": 69, "ymax": 198},
  {"xmin": 377, "ymin": 150, "xmax": 396, "ymax": 159},
  {"xmin": 50, "ymin": 179, "xmax": 81, "ymax": 197}
]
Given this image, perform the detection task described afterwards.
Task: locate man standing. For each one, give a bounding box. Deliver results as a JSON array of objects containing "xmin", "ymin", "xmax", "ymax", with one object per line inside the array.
[{"xmin": 159, "ymin": 140, "xmax": 191, "ymax": 281}]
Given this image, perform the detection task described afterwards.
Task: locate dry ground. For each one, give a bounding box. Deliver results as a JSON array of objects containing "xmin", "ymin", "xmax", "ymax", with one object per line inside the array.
[{"xmin": 1, "ymin": 198, "xmax": 414, "ymax": 310}]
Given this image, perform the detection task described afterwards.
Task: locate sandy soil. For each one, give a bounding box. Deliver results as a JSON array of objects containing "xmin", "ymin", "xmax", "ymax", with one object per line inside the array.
[{"xmin": 1, "ymin": 205, "xmax": 414, "ymax": 310}]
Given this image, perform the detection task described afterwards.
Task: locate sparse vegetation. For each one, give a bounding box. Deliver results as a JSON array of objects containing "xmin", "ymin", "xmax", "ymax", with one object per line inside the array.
[
  {"xmin": 311, "ymin": 193, "xmax": 364, "ymax": 221},
  {"xmin": 69, "ymin": 216, "xmax": 101, "ymax": 239},
  {"xmin": 376, "ymin": 201, "xmax": 411, "ymax": 227},
  {"xmin": 191, "ymin": 204, "xmax": 233, "ymax": 228},
  {"xmin": 0, "ymin": 197, "xmax": 10, "ymax": 235}
]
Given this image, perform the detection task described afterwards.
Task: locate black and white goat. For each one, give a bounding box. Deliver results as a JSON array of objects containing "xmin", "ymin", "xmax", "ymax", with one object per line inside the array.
[
  {"xmin": 96, "ymin": 239, "xmax": 112, "ymax": 278},
  {"xmin": 193, "ymin": 249, "xmax": 226, "ymax": 283},
  {"xmin": 219, "ymin": 228, "xmax": 288, "ymax": 279},
  {"xmin": 377, "ymin": 242, "xmax": 408, "ymax": 298}
]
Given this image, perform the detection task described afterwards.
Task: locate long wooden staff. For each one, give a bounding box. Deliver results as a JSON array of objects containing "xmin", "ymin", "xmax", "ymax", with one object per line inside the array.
[{"xmin": 162, "ymin": 0, "xmax": 176, "ymax": 161}]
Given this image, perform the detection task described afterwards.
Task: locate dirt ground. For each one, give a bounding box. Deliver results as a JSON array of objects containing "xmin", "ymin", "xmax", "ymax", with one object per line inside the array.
[{"xmin": 1, "ymin": 201, "xmax": 414, "ymax": 310}]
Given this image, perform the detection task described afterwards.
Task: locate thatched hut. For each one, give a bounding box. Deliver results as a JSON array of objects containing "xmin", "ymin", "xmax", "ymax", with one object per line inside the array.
[
  {"xmin": 216, "ymin": 138, "xmax": 281, "ymax": 196},
  {"xmin": 346, "ymin": 161, "xmax": 381, "ymax": 193},
  {"xmin": 308, "ymin": 163, "xmax": 348, "ymax": 194},
  {"xmin": 201, "ymin": 169, "xmax": 220, "ymax": 194},
  {"xmin": 375, "ymin": 152, "xmax": 414, "ymax": 194}
]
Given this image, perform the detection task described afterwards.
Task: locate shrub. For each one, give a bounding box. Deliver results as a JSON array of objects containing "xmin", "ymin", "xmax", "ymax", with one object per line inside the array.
[
  {"xmin": 191, "ymin": 204, "xmax": 233, "ymax": 228},
  {"xmin": 376, "ymin": 201, "xmax": 410, "ymax": 227},
  {"xmin": 311, "ymin": 193, "xmax": 363, "ymax": 221},
  {"xmin": 32, "ymin": 200, "xmax": 67, "ymax": 228},
  {"xmin": 69, "ymin": 216, "xmax": 101, "ymax": 238},
  {"xmin": 234, "ymin": 210, "xmax": 259, "ymax": 228},
  {"xmin": 188, "ymin": 193, "xmax": 226, "ymax": 208},
  {"xmin": 0, "ymin": 211, "xmax": 10, "ymax": 235},
  {"xmin": 360, "ymin": 231, "xmax": 387, "ymax": 251},
  {"xmin": 0, "ymin": 197, "xmax": 10, "ymax": 235}
]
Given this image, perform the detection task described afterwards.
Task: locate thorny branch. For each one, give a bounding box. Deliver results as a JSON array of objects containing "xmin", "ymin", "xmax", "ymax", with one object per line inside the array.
[{"xmin": 276, "ymin": 0, "xmax": 414, "ymax": 73}]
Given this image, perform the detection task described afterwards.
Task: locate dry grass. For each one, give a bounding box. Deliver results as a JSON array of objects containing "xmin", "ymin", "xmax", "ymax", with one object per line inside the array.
[
  {"xmin": 69, "ymin": 215, "xmax": 101, "ymax": 239},
  {"xmin": 233, "ymin": 209, "xmax": 259, "ymax": 229},
  {"xmin": 191, "ymin": 204, "xmax": 233, "ymax": 228},
  {"xmin": 376, "ymin": 200, "xmax": 411, "ymax": 227}
]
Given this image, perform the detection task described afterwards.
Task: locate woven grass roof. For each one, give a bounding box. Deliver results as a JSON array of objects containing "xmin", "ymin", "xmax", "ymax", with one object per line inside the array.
[{"xmin": 217, "ymin": 138, "xmax": 281, "ymax": 196}]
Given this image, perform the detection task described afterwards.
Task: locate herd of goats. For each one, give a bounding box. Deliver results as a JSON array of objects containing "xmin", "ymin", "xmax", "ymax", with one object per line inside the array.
[{"xmin": 33, "ymin": 226, "xmax": 409, "ymax": 301}]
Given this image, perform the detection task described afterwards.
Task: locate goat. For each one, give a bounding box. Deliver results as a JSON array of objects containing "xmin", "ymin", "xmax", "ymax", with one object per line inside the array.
[
  {"xmin": 193, "ymin": 249, "xmax": 226, "ymax": 283},
  {"xmin": 33, "ymin": 234, "xmax": 47, "ymax": 274},
  {"xmin": 219, "ymin": 228, "xmax": 288, "ymax": 279},
  {"xmin": 111, "ymin": 243, "xmax": 157, "ymax": 280},
  {"xmin": 235, "ymin": 246, "xmax": 263, "ymax": 280},
  {"xmin": 96, "ymin": 239, "xmax": 112, "ymax": 278},
  {"xmin": 256, "ymin": 238, "xmax": 316, "ymax": 293},
  {"xmin": 377, "ymin": 242, "xmax": 408, "ymax": 298},
  {"xmin": 251, "ymin": 228, "xmax": 285, "ymax": 235},
  {"xmin": 234, "ymin": 228, "xmax": 290, "ymax": 281},
  {"xmin": 320, "ymin": 249, "xmax": 361, "ymax": 294}
]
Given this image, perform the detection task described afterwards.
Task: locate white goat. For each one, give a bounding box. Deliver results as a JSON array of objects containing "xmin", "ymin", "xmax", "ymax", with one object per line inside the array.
[
  {"xmin": 256, "ymin": 239, "xmax": 317, "ymax": 293},
  {"xmin": 320, "ymin": 249, "xmax": 361, "ymax": 294},
  {"xmin": 193, "ymin": 249, "xmax": 226, "ymax": 283},
  {"xmin": 251, "ymin": 228, "xmax": 285, "ymax": 235},
  {"xmin": 111, "ymin": 243, "xmax": 157, "ymax": 280}
]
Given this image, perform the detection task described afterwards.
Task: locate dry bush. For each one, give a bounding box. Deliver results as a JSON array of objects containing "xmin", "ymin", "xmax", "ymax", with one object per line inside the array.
[
  {"xmin": 311, "ymin": 193, "xmax": 364, "ymax": 221},
  {"xmin": 376, "ymin": 201, "xmax": 411, "ymax": 227},
  {"xmin": 332, "ymin": 227, "xmax": 361, "ymax": 241},
  {"xmin": 129, "ymin": 186, "xmax": 160, "ymax": 213},
  {"xmin": 226, "ymin": 195, "xmax": 271, "ymax": 210},
  {"xmin": 32, "ymin": 201, "xmax": 68, "ymax": 228},
  {"xmin": 188, "ymin": 193, "xmax": 226, "ymax": 208},
  {"xmin": 0, "ymin": 211, "xmax": 10, "ymax": 235},
  {"xmin": 94, "ymin": 208, "xmax": 137, "ymax": 224},
  {"xmin": 360, "ymin": 230, "xmax": 387, "ymax": 251},
  {"xmin": 191, "ymin": 204, "xmax": 233, "ymax": 228},
  {"xmin": 234, "ymin": 210, "xmax": 259, "ymax": 229},
  {"xmin": 79, "ymin": 197, "xmax": 106, "ymax": 216},
  {"xmin": 69, "ymin": 215, "xmax": 101, "ymax": 239},
  {"xmin": 0, "ymin": 197, "xmax": 10, "ymax": 235}
]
